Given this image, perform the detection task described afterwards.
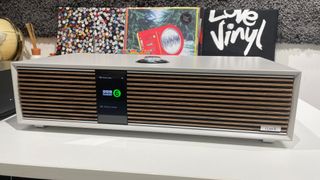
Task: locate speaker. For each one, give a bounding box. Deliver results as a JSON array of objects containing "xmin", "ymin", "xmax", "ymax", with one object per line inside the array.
[{"xmin": 11, "ymin": 54, "xmax": 301, "ymax": 142}]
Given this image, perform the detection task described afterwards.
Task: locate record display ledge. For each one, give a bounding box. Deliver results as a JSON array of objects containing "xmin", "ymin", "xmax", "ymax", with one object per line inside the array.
[{"xmin": 0, "ymin": 99, "xmax": 320, "ymax": 180}]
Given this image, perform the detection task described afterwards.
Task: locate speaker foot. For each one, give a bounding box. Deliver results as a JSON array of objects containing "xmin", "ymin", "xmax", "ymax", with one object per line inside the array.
[
  {"xmin": 34, "ymin": 124, "xmax": 46, "ymax": 128},
  {"xmin": 262, "ymin": 139, "xmax": 275, "ymax": 143}
]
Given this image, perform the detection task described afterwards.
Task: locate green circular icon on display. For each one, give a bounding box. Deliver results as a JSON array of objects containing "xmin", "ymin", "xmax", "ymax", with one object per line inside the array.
[{"xmin": 113, "ymin": 89, "xmax": 121, "ymax": 98}]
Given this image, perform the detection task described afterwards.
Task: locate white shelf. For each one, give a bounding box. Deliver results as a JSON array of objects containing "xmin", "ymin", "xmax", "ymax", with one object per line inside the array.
[{"xmin": 0, "ymin": 99, "xmax": 319, "ymax": 180}]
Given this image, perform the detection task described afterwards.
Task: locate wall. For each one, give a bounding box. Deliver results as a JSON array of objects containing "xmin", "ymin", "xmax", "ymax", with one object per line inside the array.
[
  {"xmin": 1, "ymin": 1, "xmax": 320, "ymax": 45},
  {"xmin": 23, "ymin": 38, "xmax": 320, "ymax": 109},
  {"xmin": 276, "ymin": 43, "xmax": 320, "ymax": 109}
]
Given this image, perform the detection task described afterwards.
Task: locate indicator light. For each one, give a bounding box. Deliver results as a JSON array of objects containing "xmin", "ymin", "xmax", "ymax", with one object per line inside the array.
[{"xmin": 113, "ymin": 89, "xmax": 122, "ymax": 98}]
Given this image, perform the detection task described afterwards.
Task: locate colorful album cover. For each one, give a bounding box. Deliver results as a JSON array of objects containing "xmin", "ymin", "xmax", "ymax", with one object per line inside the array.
[
  {"xmin": 200, "ymin": 9, "xmax": 278, "ymax": 61},
  {"xmin": 94, "ymin": 8, "xmax": 126, "ymax": 54},
  {"xmin": 56, "ymin": 7, "xmax": 95, "ymax": 55},
  {"xmin": 56, "ymin": 7, "xmax": 126, "ymax": 55},
  {"xmin": 125, "ymin": 7, "xmax": 200, "ymax": 56}
]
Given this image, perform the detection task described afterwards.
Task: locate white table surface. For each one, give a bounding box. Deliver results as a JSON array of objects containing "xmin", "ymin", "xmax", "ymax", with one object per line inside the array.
[{"xmin": 0, "ymin": 99, "xmax": 320, "ymax": 180}]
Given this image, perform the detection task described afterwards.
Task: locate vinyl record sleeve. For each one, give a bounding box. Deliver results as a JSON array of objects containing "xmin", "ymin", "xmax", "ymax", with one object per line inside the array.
[
  {"xmin": 56, "ymin": 7, "xmax": 126, "ymax": 55},
  {"xmin": 56, "ymin": 7, "xmax": 95, "ymax": 55},
  {"xmin": 200, "ymin": 9, "xmax": 278, "ymax": 61},
  {"xmin": 125, "ymin": 7, "xmax": 201, "ymax": 56}
]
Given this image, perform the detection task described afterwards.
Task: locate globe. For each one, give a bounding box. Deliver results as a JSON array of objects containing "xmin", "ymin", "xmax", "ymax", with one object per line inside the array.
[{"xmin": 0, "ymin": 18, "xmax": 24, "ymax": 61}]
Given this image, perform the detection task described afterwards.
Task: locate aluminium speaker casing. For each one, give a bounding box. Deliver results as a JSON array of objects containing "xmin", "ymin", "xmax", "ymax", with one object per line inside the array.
[{"xmin": 11, "ymin": 54, "xmax": 301, "ymax": 142}]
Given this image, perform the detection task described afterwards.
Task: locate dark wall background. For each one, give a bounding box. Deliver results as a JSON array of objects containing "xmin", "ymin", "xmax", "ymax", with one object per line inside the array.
[{"xmin": 0, "ymin": 0, "xmax": 319, "ymax": 44}]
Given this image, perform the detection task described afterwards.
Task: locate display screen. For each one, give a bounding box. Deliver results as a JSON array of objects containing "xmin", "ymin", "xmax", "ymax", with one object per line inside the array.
[{"xmin": 96, "ymin": 70, "xmax": 127, "ymax": 124}]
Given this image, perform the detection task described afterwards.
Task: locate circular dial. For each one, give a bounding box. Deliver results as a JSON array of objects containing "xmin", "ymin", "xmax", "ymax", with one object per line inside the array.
[{"xmin": 161, "ymin": 28, "xmax": 182, "ymax": 55}]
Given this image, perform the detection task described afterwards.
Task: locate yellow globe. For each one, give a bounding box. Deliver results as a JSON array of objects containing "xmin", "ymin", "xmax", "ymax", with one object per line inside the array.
[{"xmin": 0, "ymin": 18, "xmax": 24, "ymax": 61}]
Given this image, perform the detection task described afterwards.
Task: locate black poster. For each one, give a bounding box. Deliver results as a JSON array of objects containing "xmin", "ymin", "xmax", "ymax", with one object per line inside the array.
[{"xmin": 201, "ymin": 9, "xmax": 278, "ymax": 61}]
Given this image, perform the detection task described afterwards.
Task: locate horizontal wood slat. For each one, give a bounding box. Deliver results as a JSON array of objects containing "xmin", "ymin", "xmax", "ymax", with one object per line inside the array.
[
  {"xmin": 127, "ymin": 82, "xmax": 292, "ymax": 92},
  {"xmin": 23, "ymin": 115, "xmax": 96, "ymax": 121},
  {"xmin": 18, "ymin": 68, "xmax": 97, "ymax": 121},
  {"xmin": 22, "ymin": 106, "xmax": 96, "ymax": 113},
  {"xmin": 18, "ymin": 78, "xmax": 95, "ymax": 84},
  {"xmin": 127, "ymin": 104, "xmax": 290, "ymax": 115},
  {"xmin": 20, "ymin": 99, "xmax": 97, "ymax": 106},
  {"xmin": 127, "ymin": 108, "xmax": 289, "ymax": 120},
  {"xmin": 127, "ymin": 87, "xmax": 292, "ymax": 97},
  {"xmin": 127, "ymin": 99, "xmax": 291, "ymax": 111},
  {"xmin": 20, "ymin": 95, "xmax": 96, "ymax": 102},
  {"xmin": 18, "ymin": 69, "xmax": 94, "ymax": 75},
  {"xmin": 127, "ymin": 73, "xmax": 294, "ymax": 83},
  {"xmin": 127, "ymin": 91, "xmax": 291, "ymax": 102},
  {"xmin": 127, "ymin": 112, "xmax": 288, "ymax": 123},
  {"xmin": 128, "ymin": 78, "xmax": 293, "ymax": 87},
  {"xmin": 127, "ymin": 72, "xmax": 294, "ymax": 133},
  {"xmin": 127, "ymin": 95, "xmax": 291, "ymax": 106},
  {"xmin": 18, "ymin": 74, "xmax": 95, "ymax": 80},
  {"xmin": 20, "ymin": 91, "xmax": 96, "ymax": 97},
  {"xmin": 23, "ymin": 110, "xmax": 97, "ymax": 117},
  {"xmin": 19, "ymin": 82, "xmax": 95, "ymax": 89},
  {"xmin": 128, "ymin": 116, "xmax": 288, "ymax": 127},
  {"xmin": 19, "ymin": 87, "xmax": 96, "ymax": 93},
  {"xmin": 21, "ymin": 103, "xmax": 97, "ymax": 109},
  {"xmin": 20, "ymin": 99, "xmax": 96, "ymax": 105}
]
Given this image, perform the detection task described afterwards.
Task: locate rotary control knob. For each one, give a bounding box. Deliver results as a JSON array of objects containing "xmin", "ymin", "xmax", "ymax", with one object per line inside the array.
[{"xmin": 136, "ymin": 56, "xmax": 169, "ymax": 64}]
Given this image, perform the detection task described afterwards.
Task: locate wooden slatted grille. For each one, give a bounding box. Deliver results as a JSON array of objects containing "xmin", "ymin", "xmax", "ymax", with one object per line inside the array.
[
  {"xmin": 17, "ymin": 68, "xmax": 97, "ymax": 121},
  {"xmin": 127, "ymin": 71, "xmax": 295, "ymax": 133}
]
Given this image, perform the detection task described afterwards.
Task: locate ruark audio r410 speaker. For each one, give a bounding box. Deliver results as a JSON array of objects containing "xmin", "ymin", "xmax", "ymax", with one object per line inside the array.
[{"xmin": 11, "ymin": 54, "xmax": 301, "ymax": 142}]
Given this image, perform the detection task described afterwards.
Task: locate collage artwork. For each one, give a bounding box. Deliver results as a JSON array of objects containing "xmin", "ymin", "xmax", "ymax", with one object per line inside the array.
[
  {"xmin": 56, "ymin": 7, "xmax": 278, "ymax": 60},
  {"xmin": 56, "ymin": 7, "xmax": 126, "ymax": 55}
]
